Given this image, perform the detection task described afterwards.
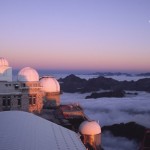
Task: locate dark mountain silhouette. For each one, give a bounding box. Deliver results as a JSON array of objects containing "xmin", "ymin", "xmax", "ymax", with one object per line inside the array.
[
  {"xmin": 59, "ymin": 74, "xmax": 150, "ymax": 93},
  {"xmin": 85, "ymin": 90, "xmax": 125, "ymax": 99},
  {"xmin": 102, "ymin": 122, "xmax": 146, "ymax": 143}
]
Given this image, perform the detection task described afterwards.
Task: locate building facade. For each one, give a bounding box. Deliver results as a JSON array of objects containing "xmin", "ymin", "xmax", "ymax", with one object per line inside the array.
[
  {"xmin": 40, "ymin": 76, "xmax": 60, "ymax": 108},
  {"xmin": 0, "ymin": 57, "xmax": 60, "ymax": 113},
  {"xmin": 0, "ymin": 81, "xmax": 43, "ymax": 113}
]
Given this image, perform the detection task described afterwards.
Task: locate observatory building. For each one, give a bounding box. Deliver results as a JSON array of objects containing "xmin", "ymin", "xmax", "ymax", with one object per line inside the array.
[
  {"xmin": 79, "ymin": 121, "xmax": 101, "ymax": 150},
  {"xmin": 0, "ymin": 57, "xmax": 102, "ymax": 150},
  {"xmin": 40, "ymin": 76, "xmax": 60, "ymax": 108},
  {"xmin": 0, "ymin": 57, "xmax": 60, "ymax": 113}
]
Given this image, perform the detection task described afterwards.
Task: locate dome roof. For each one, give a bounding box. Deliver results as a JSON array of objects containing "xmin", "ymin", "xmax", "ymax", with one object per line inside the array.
[
  {"xmin": 40, "ymin": 76, "xmax": 60, "ymax": 93},
  {"xmin": 79, "ymin": 121, "xmax": 101, "ymax": 135},
  {"xmin": 0, "ymin": 57, "xmax": 9, "ymax": 67},
  {"xmin": 18, "ymin": 67, "xmax": 39, "ymax": 82}
]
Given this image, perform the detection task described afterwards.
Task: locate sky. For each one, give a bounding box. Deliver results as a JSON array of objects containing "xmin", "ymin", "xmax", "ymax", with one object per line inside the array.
[{"xmin": 0, "ymin": 0, "xmax": 150, "ymax": 72}]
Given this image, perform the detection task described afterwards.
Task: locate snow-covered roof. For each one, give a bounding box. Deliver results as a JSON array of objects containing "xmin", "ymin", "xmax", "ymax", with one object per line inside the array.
[
  {"xmin": 18, "ymin": 67, "xmax": 39, "ymax": 82},
  {"xmin": 0, "ymin": 111, "xmax": 85, "ymax": 150},
  {"xmin": 40, "ymin": 76, "xmax": 60, "ymax": 93},
  {"xmin": 79, "ymin": 121, "xmax": 101, "ymax": 135}
]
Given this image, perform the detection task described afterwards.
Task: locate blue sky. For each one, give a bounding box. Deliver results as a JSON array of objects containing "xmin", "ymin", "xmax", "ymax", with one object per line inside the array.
[{"xmin": 0, "ymin": 0, "xmax": 150, "ymax": 72}]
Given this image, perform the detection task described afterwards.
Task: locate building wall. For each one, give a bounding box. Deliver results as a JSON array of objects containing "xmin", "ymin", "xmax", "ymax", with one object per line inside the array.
[
  {"xmin": 0, "ymin": 81, "xmax": 43, "ymax": 113},
  {"xmin": 0, "ymin": 81, "xmax": 22, "ymax": 111},
  {"xmin": 81, "ymin": 134, "xmax": 101, "ymax": 150},
  {"xmin": 18, "ymin": 81, "xmax": 44, "ymax": 113},
  {"xmin": 44, "ymin": 92, "xmax": 60, "ymax": 107}
]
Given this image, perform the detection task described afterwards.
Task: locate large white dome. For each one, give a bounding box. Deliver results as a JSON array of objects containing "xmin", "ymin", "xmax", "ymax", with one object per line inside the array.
[
  {"xmin": 79, "ymin": 121, "xmax": 101, "ymax": 135},
  {"xmin": 18, "ymin": 67, "xmax": 39, "ymax": 82},
  {"xmin": 0, "ymin": 57, "xmax": 9, "ymax": 67},
  {"xmin": 40, "ymin": 76, "xmax": 60, "ymax": 93}
]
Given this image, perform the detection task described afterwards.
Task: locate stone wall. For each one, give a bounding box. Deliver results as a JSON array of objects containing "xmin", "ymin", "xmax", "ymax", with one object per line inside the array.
[{"xmin": 0, "ymin": 81, "xmax": 43, "ymax": 113}]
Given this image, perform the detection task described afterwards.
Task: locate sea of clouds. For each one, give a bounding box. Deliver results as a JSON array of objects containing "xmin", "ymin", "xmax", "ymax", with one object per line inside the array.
[
  {"xmin": 61, "ymin": 91, "xmax": 150, "ymax": 150},
  {"xmin": 61, "ymin": 91, "xmax": 150, "ymax": 128}
]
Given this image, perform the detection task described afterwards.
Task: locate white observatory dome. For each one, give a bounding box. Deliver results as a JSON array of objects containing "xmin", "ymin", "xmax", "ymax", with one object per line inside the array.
[
  {"xmin": 18, "ymin": 67, "xmax": 39, "ymax": 82},
  {"xmin": 40, "ymin": 76, "xmax": 60, "ymax": 93},
  {"xmin": 79, "ymin": 121, "xmax": 101, "ymax": 135},
  {"xmin": 0, "ymin": 57, "xmax": 9, "ymax": 67}
]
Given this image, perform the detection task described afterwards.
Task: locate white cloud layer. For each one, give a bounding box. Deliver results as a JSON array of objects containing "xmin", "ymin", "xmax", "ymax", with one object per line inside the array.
[
  {"xmin": 61, "ymin": 91, "xmax": 150, "ymax": 150},
  {"xmin": 102, "ymin": 131, "xmax": 138, "ymax": 150},
  {"xmin": 61, "ymin": 91, "xmax": 150, "ymax": 128}
]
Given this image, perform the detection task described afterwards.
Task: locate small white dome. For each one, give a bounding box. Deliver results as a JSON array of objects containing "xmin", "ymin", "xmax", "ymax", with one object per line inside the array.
[
  {"xmin": 18, "ymin": 67, "xmax": 39, "ymax": 82},
  {"xmin": 0, "ymin": 57, "xmax": 9, "ymax": 67},
  {"xmin": 79, "ymin": 121, "xmax": 101, "ymax": 135},
  {"xmin": 40, "ymin": 76, "xmax": 60, "ymax": 93}
]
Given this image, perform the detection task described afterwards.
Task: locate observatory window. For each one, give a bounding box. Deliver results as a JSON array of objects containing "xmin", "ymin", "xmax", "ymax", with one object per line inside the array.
[
  {"xmin": 17, "ymin": 95, "xmax": 22, "ymax": 106},
  {"xmin": 3, "ymin": 96, "xmax": 6, "ymax": 106},
  {"xmin": 14, "ymin": 84, "xmax": 19, "ymax": 89},
  {"xmin": 18, "ymin": 98, "xmax": 21, "ymax": 106},
  {"xmin": 29, "ymin": 96, "xmax": 32, "ymax": 104},
  {"xmin": 7, "ymin": 98, "xmax": 11, "ymax": 106},
  {"xmin": 29, "ymin": 95, "xmax": 36, "ymax": 105},
  {"xmin": 2, "ymin": 96, "xmax": 11, "ymax": 106},
  {"xmin": 33, "ymin": 96, "xmax": 36, "ymax": 105},
  {"xmin": 2, "ymin": 99, "xmax": 6, "ymax": 106}
]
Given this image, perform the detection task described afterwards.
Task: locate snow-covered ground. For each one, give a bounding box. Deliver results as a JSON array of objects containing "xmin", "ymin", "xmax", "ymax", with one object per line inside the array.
[{"xmin": 0, "ymin": 111, "xmax": 85, "ymax": 150}]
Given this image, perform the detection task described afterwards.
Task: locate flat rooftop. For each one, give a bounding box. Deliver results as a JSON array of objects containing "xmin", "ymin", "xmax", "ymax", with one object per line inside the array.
[
  {"xmin": 0, "ymin": 111, "xmax": 86, "ymax": 150},
  {"xmin": 60, "ymin": 104, "xmax": 83, "ymax": 112}
]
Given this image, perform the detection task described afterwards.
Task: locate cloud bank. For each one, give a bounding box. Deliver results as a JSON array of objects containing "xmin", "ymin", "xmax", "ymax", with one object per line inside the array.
[{"xmin": 61, "ymin": 91, "xmax": 150, "ymax": 150}]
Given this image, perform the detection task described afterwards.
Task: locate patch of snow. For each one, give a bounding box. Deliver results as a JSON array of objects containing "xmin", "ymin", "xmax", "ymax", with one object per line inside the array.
[{"xmin": 0, "ymin": 111, "xmax": 85, "ymax": 150}]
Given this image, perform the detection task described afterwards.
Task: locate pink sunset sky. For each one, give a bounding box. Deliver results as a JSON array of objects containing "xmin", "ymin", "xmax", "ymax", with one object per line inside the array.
[{"xmin": 0, "ymin": 0, "xmax": 150, "ymax": 72}]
